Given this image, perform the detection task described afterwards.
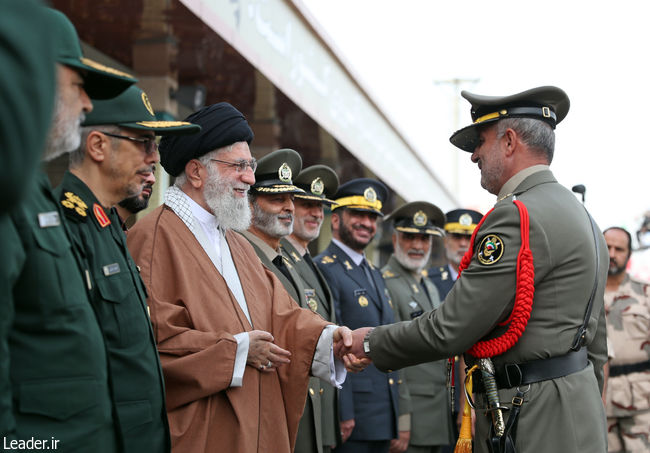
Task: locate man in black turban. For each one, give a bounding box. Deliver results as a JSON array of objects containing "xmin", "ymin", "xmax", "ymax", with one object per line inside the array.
[{"xmin": 127, "ymin": 103, "xmax": 360, "ymax": 453}]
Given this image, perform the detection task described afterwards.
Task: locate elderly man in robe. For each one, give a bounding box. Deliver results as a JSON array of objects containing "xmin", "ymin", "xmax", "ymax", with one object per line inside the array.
[{"xmin": 127, "ymin": 102, "xmax": 360, "ymax": 453}]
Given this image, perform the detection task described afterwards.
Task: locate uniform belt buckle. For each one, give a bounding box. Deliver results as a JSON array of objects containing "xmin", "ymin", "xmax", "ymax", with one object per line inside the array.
[{"xmin": 503, "ymin": 363, "xmax": 523, "ymax": 388}]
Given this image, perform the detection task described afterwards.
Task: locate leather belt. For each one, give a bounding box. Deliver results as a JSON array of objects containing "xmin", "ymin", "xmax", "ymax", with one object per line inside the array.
[
  {"xmin": 475, "ymin": 348, "xmax": 589, "ymax": 391},
  {"xmin": 610, "ymin": 360, "xmax": 650, "ymax": 377}
]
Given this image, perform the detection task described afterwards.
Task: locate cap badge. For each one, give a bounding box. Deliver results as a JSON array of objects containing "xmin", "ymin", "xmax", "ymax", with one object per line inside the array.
[
  {"xmin": 459, "ymin": 213, "xmax": 472, "ymax": 226},
  {"xmin": 311, "ymin": 177, "xmax": 324, "ymax": 196},
  {"xmin": 278, "ymin": 163, "xmax": 292, "ymax": 182},
  {"xmin": 477, "ymin": 234, "xmax": 504, "ymax": 265},
  {"xmin": 364, "ymin": 187, "xmax": 377, "ymax": 203},
  {"xmin": 413, "ymin": 210, "xmax": 427, "ymax": 227},
  {"xmin": 141, "ymin": 92, "xmax": 155, "ymax": 116}
]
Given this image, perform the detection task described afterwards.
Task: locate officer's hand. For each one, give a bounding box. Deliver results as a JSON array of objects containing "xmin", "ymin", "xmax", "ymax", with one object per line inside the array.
[
  {"xmin": 246, "ymin": 330, "xmax": 291, "ymax": 371},
  {"xmin": 389, "ymin": 430, "xmax": 410, "ymax": 453},
  {"xmin": 341, "ymin": 354, "xmax": 371, "ymax": 373},
  {"xmin": 340, "ymin": 418, "xmax": 355, "ymax": 443}
]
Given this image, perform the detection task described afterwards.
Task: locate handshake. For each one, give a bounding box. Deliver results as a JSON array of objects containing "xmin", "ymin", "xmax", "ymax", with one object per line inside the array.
[{"xmin": 332, "ymin": 326, "xmax": 374, "ymax": 373}]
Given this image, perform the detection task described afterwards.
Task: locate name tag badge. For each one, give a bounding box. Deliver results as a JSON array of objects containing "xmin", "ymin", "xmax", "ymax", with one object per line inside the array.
[
  {"xmin": 304, "ymin": 288, "xmax": 316, "ymax": 298},
  {"xmin": 102, "ymin": 263, "xmax": 121, "ymax": 276},
  {"xmin": 38, "ymin": 211, "xmax": 60, "ymax": 228}
]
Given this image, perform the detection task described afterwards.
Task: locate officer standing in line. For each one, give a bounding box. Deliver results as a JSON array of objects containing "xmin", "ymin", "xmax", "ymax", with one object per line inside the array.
[
  {"xmin": 316, "ymin": 178, "xmax": 399, "ymax": 453},
  {"xmin": 55, "ymin": 85, "xmax": 200, "ymax": 452},
  {"xmin": 281, "ymin": 164, "xmax": 341, "ymax": 452},
  {"xmin": 341, "ymin": 86, "xmax": 609, "ymax": 453},
  {"xmin": 240, "ymin": 149, "xmax": 326, "ymax": 453},
  {"xmin": 115, "ymin": 165, "xmax": 156, "ymax": 230},
  {"xmin": 603, "ymin": 226, "xmax": 650, "ymax": 452},
  {"xmin": 381, "ymin": 202, "xmax": 454, "ymax": 453},
  {"xmin": 2, "ymin": 7, "xmax": 135, "ymax": 449}
]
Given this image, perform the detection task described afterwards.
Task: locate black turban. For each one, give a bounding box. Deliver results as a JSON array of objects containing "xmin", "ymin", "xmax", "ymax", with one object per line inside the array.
[{"xmin": 159, "ymin": 102, "xmax": 254, "ymax": 176}]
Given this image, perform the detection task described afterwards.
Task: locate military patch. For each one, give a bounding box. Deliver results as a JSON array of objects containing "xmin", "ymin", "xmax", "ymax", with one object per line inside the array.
[
  {"xmin": 382, "ymin": 269, "xmax": 396, "ymax": 279},
  {"xmin": 93, "ymin": 203, "xmax": 111, "ymax": 228},
  {"xmin": 60, "ymin": 191, "xmax": 88, "ymax": 221},
  {"xmin": 307, "ymin": 298, "xmax": 318, "ymax": 312},
  {"xmin": 320, "ymin": 255, "xmax": 334, "ymax": 264},
  {"xmin": 358, "ymin": 295, "xmax": 369, "ymax": 307},
  {"xmin": 477, "ymin": 234, "xmax": 504, "ymax": 265}
]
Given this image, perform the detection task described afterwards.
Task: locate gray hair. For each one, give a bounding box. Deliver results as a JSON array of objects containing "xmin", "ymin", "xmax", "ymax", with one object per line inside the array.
[
  {"xmin": 68, "ymin": 125, "xmax": 121, "ymax": 169},
  {"xmin": 173, "ymin": 143, "xmax": 239, "ymax": 188},
  {"xmin": 495, "ymin": 118, "xmax": 555, "ymax": 163}
]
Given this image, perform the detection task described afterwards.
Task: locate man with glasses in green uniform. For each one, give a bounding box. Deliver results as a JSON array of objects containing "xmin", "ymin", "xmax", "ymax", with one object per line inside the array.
[
  {"xmin": 56, "ymin": 85, "xmax": 200, "ymax": 453},
  {"xmin": 3, "ymin": 7, "xmax": 135, "ymax": 451}
]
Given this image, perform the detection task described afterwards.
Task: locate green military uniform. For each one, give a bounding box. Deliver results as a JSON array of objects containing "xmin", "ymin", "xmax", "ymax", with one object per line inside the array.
[
  {"xmin": 243, "ymin": 149, "xmax": 325, "ymax": 453},
  {"xmin": 4, "ymin": 173, "xmax": 117, "ymax": 450},
  {"xmin": 381, "ymin": 201, "xmax": 453, "ymax": 453},
  {"xmin": 367, "ymin": 87, "xmax": 608, "ymax": 453},
  {"xmin": 605, "ymin": 274, "xmax": 650, "ymax": 451},
  {"xmin": 55, "ymin": 172, "xmax": 170, "ymax": 452}
]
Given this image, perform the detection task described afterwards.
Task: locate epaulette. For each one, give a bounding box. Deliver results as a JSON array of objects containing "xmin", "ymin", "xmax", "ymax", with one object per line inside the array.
[
  {"xmin": 382, "ymin": 269, "xmax": 397, "ymax": 279},
  {"xmin": 60, "ymin": 191, "xmax": 88, "ymax": 222},
  {"xmin": 320, "ymin": 255, "xmax": 335, "ymax": 264}
]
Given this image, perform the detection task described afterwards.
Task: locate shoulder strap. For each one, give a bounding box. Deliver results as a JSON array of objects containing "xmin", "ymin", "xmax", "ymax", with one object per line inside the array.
[{"xmin": 570, "ymin": 209, "xmax": 601, "ymax": 351}]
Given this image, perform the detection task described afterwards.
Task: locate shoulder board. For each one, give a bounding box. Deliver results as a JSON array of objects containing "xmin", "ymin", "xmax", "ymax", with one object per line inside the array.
[
  {"xmin": 320, "ymin": 255, "xmax": 335, "ymax": 264},
  {"xmin": 382, "ymin": 269, "xmax": 397, "ymax": 279},
  {"xmin": 60, "ymin": 191, "xmax": 88, "ymax": 222}
]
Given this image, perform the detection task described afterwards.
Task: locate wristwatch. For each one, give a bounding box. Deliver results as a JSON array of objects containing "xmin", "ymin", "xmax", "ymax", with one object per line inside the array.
[{"xmin": 363, "ymin": 328, "xmax": 374, "ymax": 356}]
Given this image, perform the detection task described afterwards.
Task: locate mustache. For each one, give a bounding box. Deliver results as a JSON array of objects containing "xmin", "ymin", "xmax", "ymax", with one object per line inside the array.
[
  {"xmin": 277, "ymin": 214, "xmax": 293, "ymax": 221},
  {"xmin": 407, "ymin": 249, "xmax": 425, "ymax": 256},
  {"xmin": 352, "ymin": 224, "xmax": 373, "ymax": 233}
]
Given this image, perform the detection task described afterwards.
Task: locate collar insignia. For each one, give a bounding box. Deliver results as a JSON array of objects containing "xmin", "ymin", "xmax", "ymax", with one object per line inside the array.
[{"xmin": 93, "ymin": 203, "xmax": 111, "ymax": 228}]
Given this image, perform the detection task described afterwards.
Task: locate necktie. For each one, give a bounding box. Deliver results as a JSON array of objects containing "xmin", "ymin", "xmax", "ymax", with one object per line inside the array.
[
  {"xmin": 360, "ymin": 259, "xmax": 378, "ymax": 296},
  {"xmin": 272, "ymin": 255, "xmax": 293, "ymax": 282}
]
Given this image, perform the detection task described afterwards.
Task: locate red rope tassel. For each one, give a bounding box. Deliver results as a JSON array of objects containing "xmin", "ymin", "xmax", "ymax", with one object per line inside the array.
[{"xmin": 457, "ymin": 200, "xmax": 535, "ymax": 358}]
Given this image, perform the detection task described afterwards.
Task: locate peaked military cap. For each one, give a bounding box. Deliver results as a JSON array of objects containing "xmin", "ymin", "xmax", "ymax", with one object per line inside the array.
[
  {"xmin": 332, "ymin": 177, "xmax": 388, "ymax": 216},
  {"xmin": 46, "ymin": 8, "xmax": 136, "ymax": 99},
  {"xmin": 294, "ymin": 165, "xmax": 339, "ymax": 205},
  {"xmin": 385, "ymin": 201, "xmax": 445, "ymax": 236},
  {"xmin": 251, "ymin": 148, "xmax": 305, "ymax": 194},
  {"xmin": 83, "ymin": 86, "xmax": 200, "ymax": 135},
  {"xmin": 450, "ymin": 86, "xmax": 570, "ymax": 152},
  {"xmin": 445, "ymin": 208, "xmax": 483, "ymax": 235}
]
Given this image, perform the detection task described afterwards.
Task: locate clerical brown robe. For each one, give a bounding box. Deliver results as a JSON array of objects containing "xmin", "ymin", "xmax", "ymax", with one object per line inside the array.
[{"xmin": 127, "ymin": 204, "xmax": 330, "ymax": 453}]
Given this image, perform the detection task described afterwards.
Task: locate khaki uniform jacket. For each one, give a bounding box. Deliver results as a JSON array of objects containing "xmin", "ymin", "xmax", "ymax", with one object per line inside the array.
[
  {"xmin": 381, "ymin": 256, "xmax": 454, "ymax": 447},
  {"xmin": 370, "ymin": 170, "xmax": 608, "ymax": 453},
  {"xmin": 605, "ymin": 273, "xmax": 650, "ymax": 418},
  {"xmin": 240, "ymin": 231, "xmax": 323, "ymax": 453},
  {"xmin": 281, "ymin": 238, "xmax": 341, "ymax": 449},
  {"xmin": 127, "ymin": 204, "xmax": 330, "ymax": 453},
  {"xmin": 2, "ymin": 172, "xmax": 116, "ymax": 450},
  {"xmin": 55, "ymin": 171, "xmax": 169, "ymax": 452}
]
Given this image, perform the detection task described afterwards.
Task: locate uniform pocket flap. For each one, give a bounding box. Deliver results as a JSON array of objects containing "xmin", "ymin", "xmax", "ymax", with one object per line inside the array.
[
  {"xmin": 116, "ymin": 400, "xmax": 153, "ymax": 431},
  {"xmin": 96, "ymin": 273, "xmax": 133, "ymax": 303},
  {"xmin": 31, "ymin": 227, "xmax": 68, "ymax": 256},
  {"xmin": 19, "ymin": 378, "xmax": 99, "ymax": 420}
]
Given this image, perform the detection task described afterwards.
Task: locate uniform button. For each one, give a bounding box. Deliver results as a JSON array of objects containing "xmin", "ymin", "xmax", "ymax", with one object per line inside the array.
[
  {"xmin": 319, "ymin": 388, "xmax": 324, "ymax": 395},
  {"xmin": 398, "ymin": 379, "xmax": 403, "ymax": 384},
  {"xmin": 136, "ymin": 265, "xmax": 141, "ymax": 273},
  {"xmin": 309, "ymin": 388, "xmax": 315, "ymax": 396},
  {"xmin": 389, "ymin": 378, "xmax": 394, "ymax": 385},
  {"xmin": 388, "ymin": 369, "xmax": 394, "ymax": 373}
]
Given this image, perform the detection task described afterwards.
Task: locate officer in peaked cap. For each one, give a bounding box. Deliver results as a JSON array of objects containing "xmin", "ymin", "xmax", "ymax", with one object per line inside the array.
[
  {"xmin": 381, "ymin": 201, "xmax": 454, "ymax": 452},
  {"xmin": 53, "ymin": 85, "xmax": 201, "ymax": 452},
  {"xmin": 347, "ymin": 86, "xmax": 609, "ymax": 453},
  {"xmin": 316, "ymin": 177, "xmax": 399, "ymax": 452},
  {"xmin": 250, "ymin": 148, "xmax": 305, "ymax": 195},
  {"xmin": 281, "ymin": 164, "xmax": 341, "ymax": 452}
]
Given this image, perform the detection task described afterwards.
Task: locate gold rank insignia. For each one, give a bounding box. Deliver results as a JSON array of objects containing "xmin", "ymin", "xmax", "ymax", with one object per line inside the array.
[
  {"xmin": 413, "ymin": 210, "xmax": 427, "ymax": 227},
  {"xmin": 344, "ymin": 260, "xmax": 353, "ymax": 270},
  {"xmin": 388, "ymin": 299, "xmax": 393, "ymax": 308},
  {"xmin": 291, "ymin": 251, "xmax": 301, "ymax": 262},
  {"xmin": 477, "ymin": 234, "xmax": 504, "ymax": 265},
  {"xmin": 382, "ymin": 269, "xmax": 396, "ymax": 279},
  {"xmin": 310, "ymin": 177, "xmax": 324, "ymax": 195},
  {"xmin": 364, "ymin": 187, "xmax": 377, "ymax": 203},
  {"xmin": 141, "ymin": 91, "xmax": 155, "ymax": 116},
  {"xmin": 61, "ymin": 191, "xmax": 88, "ymax": 218},
  {"xmin": 307, "ymin": 298, "xmax": 318, "ymax": 312},
  {"xmin": 411, "ymin": 283, "xmax": 420, "ymax": 293},
  {"xmin": 278, "ymin": 163, "xmax": 292, "ymax": 182},
  {"xmin": 441, "ymin": 270, "xmax": 449, "ymax": 281},
  {"xmin": 321, "ymin": 255, "xmax": 334, "ymax": 264},
  {"xmin": 358, "ymin": 295, "xmax": 369, "ymax": 307}
]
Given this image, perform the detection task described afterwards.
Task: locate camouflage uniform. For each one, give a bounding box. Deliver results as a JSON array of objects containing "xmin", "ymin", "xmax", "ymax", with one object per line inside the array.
[{"xmin": 605, "ymin": 274, "xmax": 650, "ymax": 452}]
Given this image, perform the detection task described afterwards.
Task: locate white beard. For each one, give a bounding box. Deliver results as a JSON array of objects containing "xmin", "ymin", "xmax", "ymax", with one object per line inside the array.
[{"xmin": 204, "ymin": 165, "xmax": 252, "ymax": 231}]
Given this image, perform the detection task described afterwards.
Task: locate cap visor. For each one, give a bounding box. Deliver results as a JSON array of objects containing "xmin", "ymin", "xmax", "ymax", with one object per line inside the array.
[
  {"xmin": 120, "ymin": 121, "xmax": 201, "ymax": 136},
  {"xmin": 63, "ymin": 57, "xmax": 136, "ymax": 100},
  {"xmin": 295, "ymin": 194, "xmax": 336, "ymax": 205},
  {"xmin": 253, "ymin": 185, "xmax": 306, "ymax": 194}
]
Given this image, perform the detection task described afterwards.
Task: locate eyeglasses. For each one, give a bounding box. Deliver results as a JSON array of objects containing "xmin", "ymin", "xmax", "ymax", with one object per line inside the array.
[
  {"xmin": 210, "ymin": 158, "xmax": 257, "ymax": 173},
  {"xmin": 100, "ymin": 131, "xmax": 158, "ymax": 154}
]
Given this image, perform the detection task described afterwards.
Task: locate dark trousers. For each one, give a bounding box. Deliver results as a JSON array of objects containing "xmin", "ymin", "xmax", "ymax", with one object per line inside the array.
[{"xmin": 333, "ymin": 440, "xmax": 390, "ymax": 453}]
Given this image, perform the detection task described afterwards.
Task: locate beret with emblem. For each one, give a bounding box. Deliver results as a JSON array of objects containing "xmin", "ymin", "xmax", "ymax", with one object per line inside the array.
[
  {"xmin": 83, "ymin": 85, "xmax": 201, "ymax": 135},
  {"xmin": 293, "ymin": 165, "xmax": 339, "ymax": 205},
  {"xmin": 158, "ymin": 102, "xmax": 254, "ymax": 177},
  {"xmin": 385, "ymin": 201, "xmax": 445, "ymax": 236},
  {"xmin": 332, "ymin": 177, "xmax": 388, "ymax": 216},
  {"xmin": 445, "ymin": 208, "xmax": 483, "ymax": 235},
  {"xmin": 251, "ymin": 148, "xmax": 305, "ymax": 194},
  {"xmin": 46, "ymin": 8, "xmax": 136, "ymax": 99},
  {"xmin": 450, "ymin": 86, "xmax": 570, "ymax": 152}
]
